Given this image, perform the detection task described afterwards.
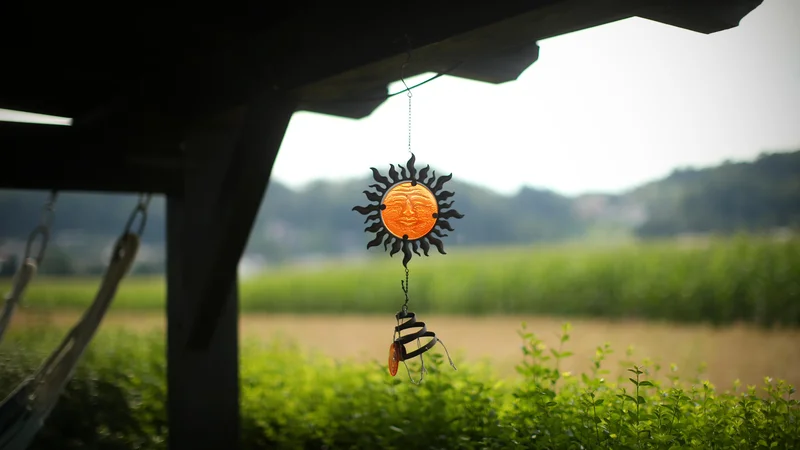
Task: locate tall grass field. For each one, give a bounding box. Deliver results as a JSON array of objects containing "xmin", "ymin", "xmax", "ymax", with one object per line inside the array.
[{"xmin": 6, "ymin": 234, "xmax": 799, "ymax": 327}]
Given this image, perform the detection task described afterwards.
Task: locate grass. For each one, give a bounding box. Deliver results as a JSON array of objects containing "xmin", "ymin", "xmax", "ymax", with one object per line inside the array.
[
  {"xmin": 0, "ymin": 323, "xmax": 797, "ymax": 449},
  {"xmin": 5, "ymin": 233, "xmax": 800, "ymax": 326}
]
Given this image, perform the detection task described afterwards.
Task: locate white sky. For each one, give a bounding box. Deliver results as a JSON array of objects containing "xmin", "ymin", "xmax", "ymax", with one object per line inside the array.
[
  {"xmin": 273, "ymin": 0, "xmax": 800, "ymax": 196},
  {"xmin": 1, "ymin": 1, "xmax": 798, "ymax": 197}
]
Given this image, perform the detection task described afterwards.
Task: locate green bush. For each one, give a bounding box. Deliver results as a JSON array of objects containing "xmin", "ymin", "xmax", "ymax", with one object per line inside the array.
[{"xmin": 0, "ymin": 325, "xmax": 797, "ymax": 449}]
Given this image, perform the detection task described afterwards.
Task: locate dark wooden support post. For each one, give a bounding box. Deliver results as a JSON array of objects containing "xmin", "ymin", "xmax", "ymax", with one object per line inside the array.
[{"xmin": 166, "ymin": 93, "xmax": 295, "ymax": 450}]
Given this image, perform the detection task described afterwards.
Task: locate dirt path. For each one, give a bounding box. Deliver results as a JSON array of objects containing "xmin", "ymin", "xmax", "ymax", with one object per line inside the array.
[{"xmin": 13, "ymin": 310, "xmax": 800, "ymax": 389}]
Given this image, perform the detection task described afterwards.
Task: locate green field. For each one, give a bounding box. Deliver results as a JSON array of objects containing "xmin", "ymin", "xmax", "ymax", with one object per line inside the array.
[{"xmin": 7, "ymin": 234, "xmax": 800, "ymax": 326}]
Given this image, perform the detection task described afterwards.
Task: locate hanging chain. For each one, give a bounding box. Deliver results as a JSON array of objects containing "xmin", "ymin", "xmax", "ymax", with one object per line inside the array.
[
  {"xmin": 400, "ymin": 267, "xmax": 410, "ymax": 313},
  {"xmin": 115, "ymin": 193, "xmax": 152, "ymax": 261},
  {"xmin": 23, "ymin": 190, "xmax": 58, "ymax": 265},
  {"xmin": 400, "ymin": 34, "xmax": 413, "ymax": 156},
  {"xmin": 407, "ymin": 83, "xmax": 412, "ymax": 154},
  {"xmin": 123, "ymin": 193, "xmax": 153, "ymax": 237}
]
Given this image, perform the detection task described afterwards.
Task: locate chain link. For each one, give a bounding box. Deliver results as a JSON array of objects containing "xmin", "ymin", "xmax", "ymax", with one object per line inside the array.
[
  {"xmin": 123, "ymin": 193, "xmax": 153, "ymax": 237},
  {"xmin": 399, "ymin": 34, "xmax": 413, "ymax": 156},
  {"xmin": 23, "ymin": 190, "xmax": 58, "ymax": 264},
  {"xmin": 407, "ymin": 89, "xmax": 412, "ymax": 154},
  {"xmin": 400, "ymin": 267, "xmax": 410, "ymax": 313}
]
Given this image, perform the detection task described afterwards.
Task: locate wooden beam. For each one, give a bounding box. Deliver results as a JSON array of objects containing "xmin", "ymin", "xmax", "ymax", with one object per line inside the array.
[
  {"xmin": 165, "ymin": 92, "xmax": 294, "ymax": 450},
  {"xmin": 166, "ymin": 201, "xmax": 240, "ymax": 450},
  {"xmin": 0, "ymin": 121, "xmax": 185, "ymax": 194},
  {"xmin": 0, "ymin": 154, "xmax": 183, "ymax": 194},
  {"xmin": 184, "ymin": 93, "xmax": 295, "ymax": 349},
  {"xmin": 639, "ymin": 0, "xmax": 763, "ymax": 34}
]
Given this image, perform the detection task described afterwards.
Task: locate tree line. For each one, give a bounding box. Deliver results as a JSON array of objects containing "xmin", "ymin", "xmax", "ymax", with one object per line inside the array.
[{"xmin": 0, "ymin": 149, "xmax": 797, "ymax": 273}]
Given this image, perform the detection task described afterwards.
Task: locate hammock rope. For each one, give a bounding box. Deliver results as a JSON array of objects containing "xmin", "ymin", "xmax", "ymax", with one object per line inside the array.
[
  {"xmin": 0, "ymin": 193, "xmax": 151, "ymax": 450},
  {"xmin": 0, "ymin": 191, "xmax": 57, "ymax": 345}
]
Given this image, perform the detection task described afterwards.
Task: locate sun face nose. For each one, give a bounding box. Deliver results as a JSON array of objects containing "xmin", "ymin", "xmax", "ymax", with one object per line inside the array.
[{"xmin": 402, "ymin": 197, "xmax": 414, "ymax": 216}]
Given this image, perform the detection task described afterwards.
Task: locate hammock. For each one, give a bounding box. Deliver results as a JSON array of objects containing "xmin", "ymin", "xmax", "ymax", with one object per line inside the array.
[{"xmin": 0, "ymin": 193, "xmax": 151, "ymax": 450}]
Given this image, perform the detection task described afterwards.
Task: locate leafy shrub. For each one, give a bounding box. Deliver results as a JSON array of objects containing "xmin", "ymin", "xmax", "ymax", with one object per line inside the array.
[{"xmin": 0, "ymin": 325, "xmax": 797, "ymax": 449}]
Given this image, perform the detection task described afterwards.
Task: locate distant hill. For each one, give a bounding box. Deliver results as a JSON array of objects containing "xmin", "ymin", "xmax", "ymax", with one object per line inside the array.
[
  {"xmin": 0, "ymin": 149, "xmax": 798, "ymax": 273},
  {"xmin": 627, "ymin": 150, "xmax": 800, "ymax": 237}
]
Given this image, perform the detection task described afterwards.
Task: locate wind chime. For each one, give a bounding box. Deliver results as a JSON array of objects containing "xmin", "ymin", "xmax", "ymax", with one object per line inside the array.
[{"xmin": 352, "ymin": 44, "xmax": 464, "ymax": 383}]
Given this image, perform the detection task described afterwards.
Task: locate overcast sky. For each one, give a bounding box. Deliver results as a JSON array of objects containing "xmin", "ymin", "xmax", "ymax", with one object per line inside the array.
[
  {"xmin": 273, "ymin": 0, "xmax": 800, "ymax": 196},
  {"xmin": 1, "ymin": 0, "xmax": 798, "ymax": 197}
]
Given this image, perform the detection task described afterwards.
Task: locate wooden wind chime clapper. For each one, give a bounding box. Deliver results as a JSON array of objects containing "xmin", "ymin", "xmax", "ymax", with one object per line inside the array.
[{"xmin": 352, "ymin": 43, "xmax": 464, "ymax": 383}]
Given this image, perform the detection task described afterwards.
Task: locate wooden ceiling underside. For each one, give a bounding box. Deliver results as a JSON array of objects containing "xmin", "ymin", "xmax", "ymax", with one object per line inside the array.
[
  {"xmin": 0, "ymin": 0, "xmax": 763, "ymax": 193},
  {"xmin": 2, "ymin": 0, "xmax": 762, "ymax": 122}
]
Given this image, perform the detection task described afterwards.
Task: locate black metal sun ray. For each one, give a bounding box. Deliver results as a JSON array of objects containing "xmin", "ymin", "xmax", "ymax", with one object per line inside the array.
[{"xmin": 352, "ymin": 153, "xmax": 464, "ymax": 267}]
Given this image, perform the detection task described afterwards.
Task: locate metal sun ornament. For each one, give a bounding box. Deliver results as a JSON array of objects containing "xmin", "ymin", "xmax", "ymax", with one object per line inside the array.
[
  {"xmin": 353, "ymin": 154, "xmax": 464, "ymax": 268},
  {"xmin": 352, "ymin": 40, "xmax": 462, "ymax": 383},
  {"xmin": 353, "ymin": 153, "xmax": 464, "ymax": 383}
]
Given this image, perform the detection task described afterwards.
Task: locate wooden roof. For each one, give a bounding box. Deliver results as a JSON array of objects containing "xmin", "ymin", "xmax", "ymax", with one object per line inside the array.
[{"xmin": 0, "ymin": 0, "xmax": 762, "ymax": 193}]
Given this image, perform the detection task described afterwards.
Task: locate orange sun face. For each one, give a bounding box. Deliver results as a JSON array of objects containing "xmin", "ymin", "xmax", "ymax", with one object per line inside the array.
[
  {"xmin": 381, "ymin": 182, "xmax": 438, "ymax": 240},
  {"xmin": 353, "ymin": 153, "xmax": 464, "ymax": 267}
]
